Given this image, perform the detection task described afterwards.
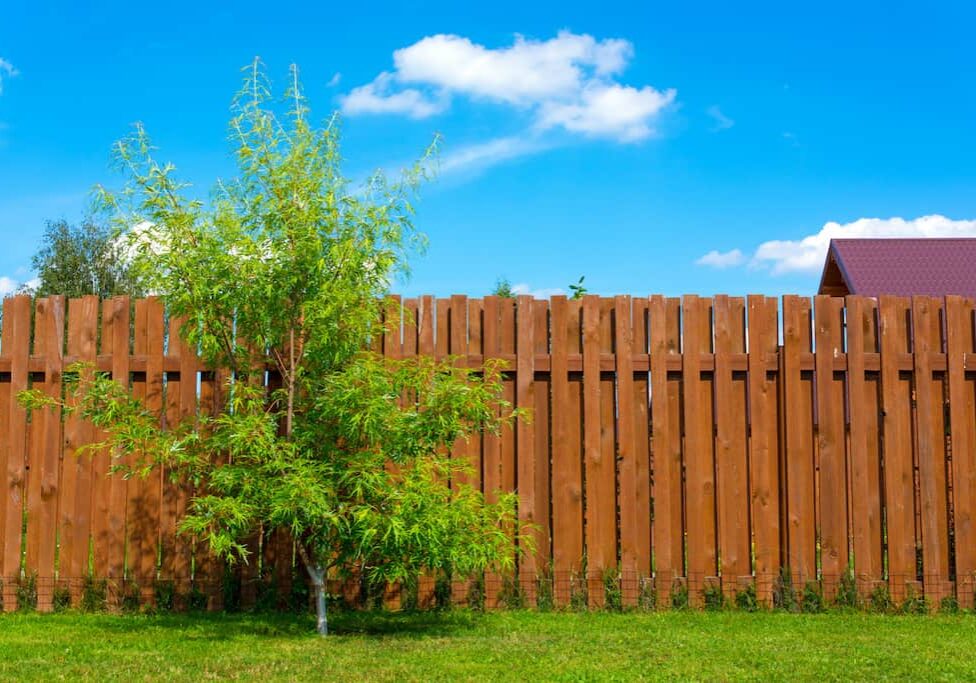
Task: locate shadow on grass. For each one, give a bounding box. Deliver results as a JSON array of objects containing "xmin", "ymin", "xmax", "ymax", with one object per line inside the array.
[{"xmin": 0, "ymin": 608, "xmax": 480, "ymax": 640}]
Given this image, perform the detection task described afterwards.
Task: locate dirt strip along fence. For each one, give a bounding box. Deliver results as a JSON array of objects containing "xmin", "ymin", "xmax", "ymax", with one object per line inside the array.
[{"xmin": 1, "ymin": 293, "xmax": 975, "ymax": 612}]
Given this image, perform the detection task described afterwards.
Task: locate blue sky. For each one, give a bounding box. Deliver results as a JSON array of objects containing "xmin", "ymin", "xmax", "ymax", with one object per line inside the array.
[{"xmin": 1, "ymin": 1, "xmax": 974, "ymax": 297}]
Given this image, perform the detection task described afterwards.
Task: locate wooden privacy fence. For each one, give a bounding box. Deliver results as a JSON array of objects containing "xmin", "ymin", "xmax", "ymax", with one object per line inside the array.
[{"xmin": 2, "ymin": 293, "xmax": 976, "ymax": 612}]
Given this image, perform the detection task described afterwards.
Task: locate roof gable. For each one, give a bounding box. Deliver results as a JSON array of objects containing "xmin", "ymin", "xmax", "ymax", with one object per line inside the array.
[{"xmin": 819, "ymin": 238, "xmax": 976, "ymax": 299}]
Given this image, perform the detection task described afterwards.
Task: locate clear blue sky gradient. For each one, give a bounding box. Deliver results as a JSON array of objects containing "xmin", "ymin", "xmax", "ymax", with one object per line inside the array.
[{"xmin": 1, "ymin": 1, "xmax": 974, "ymax": 296}]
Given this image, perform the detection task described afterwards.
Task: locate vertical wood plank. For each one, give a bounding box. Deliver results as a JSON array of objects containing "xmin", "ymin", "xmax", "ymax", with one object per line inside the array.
[
  {"xmin": 1, "ymin": 296, "xmax": 30, "ymax": 610},
  {"xmin": 879, "ymin": 295, "xmax": 916, "ymax": 603},
  {"xmin": 161, "ymin": 315, "xmax": 195, "ymax": 594},
  {"xmin": 814, "ymin": 295, "xmax": 849, "ymax": 598},
  {"xmin": 683, "ymin": 295, "xmax": 716, "ymax": 604},
  {"xmin": 614, "ymin": 296, "xmax": 638, "ymax": 605},
  {"xmin": 714, "ymin": 295, "xmax": 750, "ymax": 597},
  {"xmin": 532, "ymin": 299, "xmax": 552, "ymax": 595},
  {"xmin": 25, "ymin": 296, "xmax": 65, "ymax": 610},
  {"xmin": 847, "ymin": 296, "xmax": 884, "ymax": 596},
  {"xmin": 481, "ymin": 296, "xmax": 502, "ymax": 607},
  {"xmin": 60, "ymin": 296, "xmax": 98, "ymax": 603},
  {"xmin": 946, "ymin": 295, "xmax": 976, "ymax": 608},
  {"xmin": 912, "ymin": 296, "xmax": 950, "ymax": 607},
  {"xmin": 583, "ymin": 296, "xmax": 610, "ymax": 606},
  {"xmin": 630, "ymin": 297, "xmax": 651, "ymax": 591},
  {"xmin": 516, "ymin": 295, "xmax": 538, "ymax": 603},
  {"xmin": 747, "ymin": 295, "xmax": 780, "ymax": 603},
  {"xmin": 783, "ymin": 296, "xmax": 816, "ymax": 585},
  {"xmin": 550, "ymin": 296, "xmax": 582, "ymax": 605},
  {"xmin": 650, "ymin": 295, "xmax": 682, "ymax": 605}
]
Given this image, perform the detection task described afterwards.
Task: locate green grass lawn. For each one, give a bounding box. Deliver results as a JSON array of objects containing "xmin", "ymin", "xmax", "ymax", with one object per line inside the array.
[{"xmin": 1, "ymin": 609, "xmax": 974, "ymax": 681}]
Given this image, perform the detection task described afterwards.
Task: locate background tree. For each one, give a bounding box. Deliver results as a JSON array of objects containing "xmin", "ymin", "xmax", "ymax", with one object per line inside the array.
[
  {"xmin": 28, "ymin": 218, "xmax": 143, "ymax": 297},
  {"xmin": 24, "ymin": 61, "xmax": 527, "ymax": 636},
  {"xmin": 492, "ymin": 277, "xmax": 515, "ymax": 298}
]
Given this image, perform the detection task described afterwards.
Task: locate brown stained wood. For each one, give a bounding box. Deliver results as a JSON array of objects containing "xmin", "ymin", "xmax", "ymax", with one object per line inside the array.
[
  {"xmin": 683, "ymin": 296, "xmax": 716, "ymax": 605},
  {"xmin": 879, "ymin": 296, "xmax": 917, "ymax": 603},
  {"xmin": 582, "ymin": 296, "xmax": 608, "ymax": 606},
  {"xmin": 630, "ymin": 298, "xmax": 651, "ymax": 588},
  {"xmin": 532, "ymin": 301, "xmax": 552, "ymax": 592},
  {"xmin": 846, "ymin": 297, "xmax": 883, "ymax": 594},
  {"xmin": 783, "ymin": 296, "xmax": 816, "ymax": 584},
  {"xmin": 59, "ymin": 297, "xmax": 98, "ymax": 602},
  {"xmin": 911, "ymin": 296, "xmax": 950, "ymax": 607},
  {"xmin": 650, "ymin": 296, "xmax": 681, "ymax": 605},
  {"xmin": 945, "ymin": 296, "xmax": 976, "ymax": 607},
  {"xmin": 481, "ymin": 296, "xmax": 502, "ymax": 607},
  {"xmin": 814, "ymin": 295, "xmax": 849, "ymax": 597},
  {"xmin": 24, "ymin": 296, "xmax": 65, "ymax": 610},
  {"xmin": 436, "ymin": 298, "xmax": 450, "ymax": 361},
  {"xmin": 516, "ymin": 296, "xmax": 538, "ymax": 603},
  {"xmin": 1, "ymin": 296, "xmax": 30, "ymax": 610},
  {"xmin": 614, "ymin": 296, "xmax": 638, "ymax": 605},
  {"xmin": 549, "ymin": 296, "xmax": 581, "ymax": 605},
  {"xmin": 713, "ymin": 296, "xmax": 749, "ymax": 597},
  {"xmin": 747, "ymin": 296, "xmax": 780, "ymax": 602}
]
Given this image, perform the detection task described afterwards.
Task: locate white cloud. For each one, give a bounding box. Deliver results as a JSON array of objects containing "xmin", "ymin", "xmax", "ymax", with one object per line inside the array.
[
  {"xmin": 0, "ymin": 57, "xmax": 18, "ymax": 95},
  {"xmin": 341, "ymin": 31, "xmax": 675, "ymax": 143},
  {"xmin": 511, "ymin": 283, "xmax": 565, "ymax": 298},
  {"xmin": 707, "ymin": 105, "xmax": 734, "ymax": 131},
  {"xmin": 752, "ymin": 215, "xmax": 976, "ymax": 275},
  {"xmin": 0, "ymin": 276, "xmax": 17, "ymax": 297},
  {"xmin": 439, "ymin": 135, "xmax": 549, "ymax": 175},
  {"xmin": 340, "ymin": 72, "xmax": 448, "ymax": 119},
  {"xmin": 327, "ymin": 72, "xmax": 341, "ymax": 87},
  {"xmin": 696, "ymin": 248, "xmax": 745, "ymax": 269}
]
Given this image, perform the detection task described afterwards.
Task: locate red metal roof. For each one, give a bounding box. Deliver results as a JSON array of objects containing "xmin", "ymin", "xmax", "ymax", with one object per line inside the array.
[{"xmin": 821, "ymin": 238, "xmax": 976, "ymax": 299}]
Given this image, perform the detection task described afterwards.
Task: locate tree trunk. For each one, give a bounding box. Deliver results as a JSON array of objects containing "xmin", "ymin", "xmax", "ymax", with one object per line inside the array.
[{"xmin": 306, "ymin": 563, "xmax": 328, "ymax": 636}]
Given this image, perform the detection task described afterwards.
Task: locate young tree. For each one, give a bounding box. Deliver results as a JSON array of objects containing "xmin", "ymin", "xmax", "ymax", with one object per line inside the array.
[
  {"xmin": 24, "ymin": 61, "xmax": 526, "ymax": 635},
  {"xmin": 492, "ymin": 277, "xmax": 515, "ymax": 298},
  {"xmin": 28, "ymin": 219, "xmax": 144, "ymax": 297}
]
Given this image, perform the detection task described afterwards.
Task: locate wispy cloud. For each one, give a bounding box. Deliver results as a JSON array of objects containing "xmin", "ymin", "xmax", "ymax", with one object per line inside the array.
[
  {"xmin": 695, "ymin": 248, "xmax": 745, "ymax": 269},
  {"xmin": 340, "ymin": 31, "xmax": 675, "ymax": 144},
  {"xmin": 438, "ymin": 135, "xmax": 550, "ymax": 175},
  {"xmin": 511, "ymin": 282, "xmax": 565, "ymax": 298},
  {"xmin": 0, "ymin": 57, "xmax": 18, "ymax": 95},
  {"xmin": 327, "ymin": 72, "xmax": 341, "ymax": 87},
  {"xmin": 706, "ymin": 105, "xmax": 734, "ymax": 132}
]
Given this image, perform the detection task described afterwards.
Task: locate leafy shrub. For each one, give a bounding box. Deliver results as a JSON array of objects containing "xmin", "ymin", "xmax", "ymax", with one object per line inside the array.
[
  {"xmin": 434, "ymin": 570, "xmax": 453, "ymax": 610},
  {"xmin": 735, "ymin": 582, "xmax": 760, "ymax": 612},
  {"xmin": 16, "ymin": 573, "xmax": 37, "ymax": 612},
  {"xmin": 466, "ymin": 574, "xmax": 485, "ymax": 612},
  {"xmin": 80, "ymin": 577, "xmax": 107, "ymax": 612},
  {"xmin": 154, "ymin": 580, "xmax": 176, "ymax": 612},
  {"xmin": 498, "ymin": 573, "xmax": 524, "ymax": 610},
  {"xmin": 940, "ymin": 595, "xmax": 960, "ymax": 614},
  {"xmin": 602, "ymin": 568, "xmax": 622, "ymax": 612},
  {"xmin": 121, "ymin": 581, "xmax": 141, "ymax": 614},
  {"xmin": 834, "ymin": 572, "xmax": 859, "ymax": 609},
  {"xmin": 637, "ymin": 577, "xmax": 657, "ymax": 611},
  {"xmin": 569, "ymin": 571, "xmax": 588, "ymax": 612},
  {"xmin": 187, "ymin": 583, "xmax": 208, "ymax": 612},
  {"xmin": 802, "ymin": 582, "xmax": 824, "ymax": 613},
  {"xmin": 703, "ymin": 581, "xmax": 724, "ymax": 611},
  {"xmin": 901, "ymin": 589, "xmax": 928, "ymax": 615},
  {"xmin": 773, "ymin": 568, "xmax": 799, "ymax": 612},
  {"xmin": 52, "ymin": 584, "xmax": 72, "ymax": 612},
  {"xmin": 399, "ymin": 574, "xmax": 420, "ymax": 612},
  {"xmin": 670, "ymin": 581, "xmax": 689, "ymax": 610},
  {"xmin": 535, "ymin": 568, "xmax": 555, "ymax": 612},
  {"xmin": 869, "ymin": 584, "xmax": 894, "ymax": 614}
]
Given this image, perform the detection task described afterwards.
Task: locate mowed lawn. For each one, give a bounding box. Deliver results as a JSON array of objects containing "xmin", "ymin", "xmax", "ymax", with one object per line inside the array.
[{"xmin": 2, "ymin": 609, "xmax": 975, "ymax": 681}]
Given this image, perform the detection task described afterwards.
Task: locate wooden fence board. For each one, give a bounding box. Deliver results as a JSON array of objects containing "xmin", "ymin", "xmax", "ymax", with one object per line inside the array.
[
  {"xmin": 783, "ymin": 296, "xmax": 816, "ymax": 586},
  {"xmin": 879, "ymin": 296, "xmax": 917, "ymax": 603},
  {"xmin": 814, "ymin": 295, "xmax": 848, "ymax": 598},
  {"xmin": 911, "ymin": 296, "xmax": 950, "ymax": 608},
  {"xmin": 24, "ymin": 296, "xmax": 64, "ymax": 610},
  {"xmin": 516, "ymin": 296, "xmax": 539, "ymax": 603},
  {"xmin": 532, "ymin": 299, "xmax": 552, "ymax": 598},
  {"xmin": 846, "ymin": 297, "xmax": 884, "ymax": 596},
  {"xmin": 583, "ymin": 296, "xmax": 611, "ymax": 606},
  {"xmin": 747, "ymin": 295, "xmax": 780, "ymax": 602},
  {"xmin": 630, "ymin": 297, "xmax": 651, "ymax": 592},
  {"xmin": 60, "ymin": 296, "xmax": 98, "ymax": 603},
  {"xmin": 615, "ymin": 296, "xmax": 638, "ymax": 605},
  {"xmin": 1, "ymin": 296, "xmax": 30, "ymax": 610},
  {"xmin": 946, "ymin": 296, "xmax": 976, "ymax": 607},
  {"xmin": 650, "ymin": 295, "xmax": 681, "ymax": 605}
]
